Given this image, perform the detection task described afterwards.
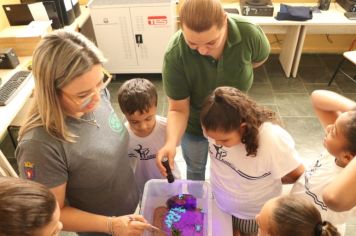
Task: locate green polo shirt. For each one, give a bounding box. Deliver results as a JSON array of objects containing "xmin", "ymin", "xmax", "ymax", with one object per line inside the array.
[{"xmin": 163, "ymin": 16, "xmax": 270, "ymax": 136}]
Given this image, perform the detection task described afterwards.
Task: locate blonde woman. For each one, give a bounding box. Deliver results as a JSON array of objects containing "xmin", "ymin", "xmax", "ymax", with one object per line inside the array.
[{"xmin": 16, "ymin": 30, "xmax": 151, "ymax": 236}]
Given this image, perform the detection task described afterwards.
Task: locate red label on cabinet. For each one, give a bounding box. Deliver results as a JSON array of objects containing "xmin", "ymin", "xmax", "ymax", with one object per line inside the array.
[{"xmin": 148, "ymin": 16, "xmax": 168, "ymax": 25}]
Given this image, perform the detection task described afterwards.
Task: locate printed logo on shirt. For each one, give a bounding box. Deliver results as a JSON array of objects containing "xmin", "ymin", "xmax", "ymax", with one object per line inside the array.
[
  {"xmin": 210, "ymin": 144, "xmax": 227, "ymax": 159},
  {"xmin": 304, "ymin": 160, "xmax": 328, "ymax": 211},
  {"xmin": 129, "ymin": 144, "xmax": 156, "ymax": 160},
  {"xmin": 109, "ymin": 112, "xmax": 125, "ymax": 134},
  {"xmin": 209, "ymin": 144, "xmax": 271, "ymax": 180},
  {"xmin": 24, "ymin": 161, "xmax": 35, "ymax": 180}
]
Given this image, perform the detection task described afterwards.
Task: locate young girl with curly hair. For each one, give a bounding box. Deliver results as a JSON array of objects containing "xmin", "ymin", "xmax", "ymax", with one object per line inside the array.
[{"xmin": 200, "ymin": 86, "xmax": 305, "ymax": 236}]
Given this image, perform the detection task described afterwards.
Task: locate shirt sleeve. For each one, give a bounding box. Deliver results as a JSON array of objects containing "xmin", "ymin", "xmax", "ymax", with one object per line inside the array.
[
  {"xmin": 162, "ymin": 38, "xmax": 191, "ymax": 100},
  {"xmin": 265, "ymin": 124, "xmax": 303, "ymax": 179},
  {"xmin": 16, "ymin": 139, "xmax": 68, "ymax": 188},
  {"xmin": 249, "ymin": 25, "xmax": 270, "ymax": 64}
]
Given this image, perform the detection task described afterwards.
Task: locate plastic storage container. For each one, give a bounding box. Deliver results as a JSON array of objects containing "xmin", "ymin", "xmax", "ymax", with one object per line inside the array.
[{"xmin": 141, "ymin": 179, "xmax": 213, "ymax": 236}]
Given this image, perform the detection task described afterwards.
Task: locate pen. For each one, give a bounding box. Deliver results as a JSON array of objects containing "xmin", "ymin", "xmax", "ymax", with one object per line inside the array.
[{"xmin": 128, "ymin": 216, "xmax": 165, "ymax": 234}]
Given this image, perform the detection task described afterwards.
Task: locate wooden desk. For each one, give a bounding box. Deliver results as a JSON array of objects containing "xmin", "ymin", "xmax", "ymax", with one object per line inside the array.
[
  {"xmin": 223, "ymin": 2, "xmax": 356, "ymax": 78},
  {"xmin": 0, "ymin": 57, "xmax": 33, "ymax": 141},
  {"xmin": 224, "ymin": 2, "xmax": 303, "ymax": 78},
  {"xmin": 294, "ymin": 3, "xmax": 356, "ymax": 78}
]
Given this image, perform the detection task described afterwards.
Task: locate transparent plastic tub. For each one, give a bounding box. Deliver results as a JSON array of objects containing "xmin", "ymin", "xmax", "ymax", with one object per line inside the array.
[{"xmin": 141, "ymin": 179, "xmax": 213, "ymax": 236}]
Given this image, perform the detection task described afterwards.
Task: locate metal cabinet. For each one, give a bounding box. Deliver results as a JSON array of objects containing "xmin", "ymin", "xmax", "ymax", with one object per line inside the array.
[{"xmin": 89, "ymin": 0, "xmax": 176, "ymax": 73}]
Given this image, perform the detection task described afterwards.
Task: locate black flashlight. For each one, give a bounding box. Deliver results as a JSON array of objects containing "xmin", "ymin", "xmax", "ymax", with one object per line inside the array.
[{"xmin": 162, "ymin": 157, "xmax": 174, "ymax": 183}]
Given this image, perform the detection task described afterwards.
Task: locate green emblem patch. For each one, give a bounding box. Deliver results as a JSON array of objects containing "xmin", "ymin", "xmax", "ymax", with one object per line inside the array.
[{"xmin": 109, "ymin": 112, "xmax": 124, "ymax": 133}]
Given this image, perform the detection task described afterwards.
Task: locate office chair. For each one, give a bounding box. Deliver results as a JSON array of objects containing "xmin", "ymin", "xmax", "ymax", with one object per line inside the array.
[
  {"xmin": 328, "ymin": 38, "xmax": 356, "ymax": 86},
  {"xmin": 328, "ymin": 50, "xmax": 356, "ymax": 86}
]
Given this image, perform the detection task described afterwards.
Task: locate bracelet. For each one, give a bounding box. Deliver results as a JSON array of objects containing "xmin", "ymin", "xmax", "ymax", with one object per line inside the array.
[{"xmin": 107, "ymin": 216, "xmax": 115, "ymax": 236}]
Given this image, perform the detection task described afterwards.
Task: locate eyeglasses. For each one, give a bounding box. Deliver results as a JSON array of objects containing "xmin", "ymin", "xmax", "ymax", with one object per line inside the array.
[{"xmin": 61, "ymin": 68, "xmax": 112, "ymax": 109}]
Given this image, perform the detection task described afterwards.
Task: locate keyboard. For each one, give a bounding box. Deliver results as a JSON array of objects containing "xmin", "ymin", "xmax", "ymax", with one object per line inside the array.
[{"xmin": 0, "ymin": 70, "xmax": 31, "ymax": 106}]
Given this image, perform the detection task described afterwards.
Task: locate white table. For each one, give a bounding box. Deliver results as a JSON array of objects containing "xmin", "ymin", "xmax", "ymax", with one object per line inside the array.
[
  {"xmin": 0, "ymin": 57, "xmax": 34, "ymax": 141},
  {"xmin": 223, "ymin": 2, "xmax": 356, "ymax": 78},
  {"xmin": 294, "ymin": 3, "xmax": 356, "ymax": 78}
]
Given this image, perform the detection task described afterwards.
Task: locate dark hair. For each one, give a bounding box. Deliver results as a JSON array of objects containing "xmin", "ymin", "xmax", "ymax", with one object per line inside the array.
[
  {"xmin": 270, "ymin": 195, "xmax": 340, "ymax": 236},
  {"xmin": 0, "ymin": 177, "xmax": 57, "ymax": 236},
  {"xmin": 179, "ymin": 0, "xmax": 225, "ymax": 32},
  {"xmin": 343, "ymin": 110, "xmax": 356, "ymax": 155},
  {"xmin": 117, "ymin": 78, "xmax": 158, "ymax": 115},
  {"xmin": 200, "ymin": 86, "xmax": 277, "ymax": 156}
]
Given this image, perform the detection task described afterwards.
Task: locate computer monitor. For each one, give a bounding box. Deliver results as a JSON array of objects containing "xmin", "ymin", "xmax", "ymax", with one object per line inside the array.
[
  {"xmin": 2, "ymin": 4, "xmax": 34, "ymax": 26},
  {"xmin": 245, "ymin": 0, "xmax": 270, "ymax": 6},
  {"xmin": 71, "ymin": 0, "xmax": 81, "ymax": 17},
  {"xmin": 21, "ymin": 0, "xmax": 75, "ymax": 26},
  {"xmin": 16, "ymin": 0, "xmax": 63, "ymax": 29},
  {"xmin": 42, "ymin": 1, "xmax": 63, "ymax": 29}
]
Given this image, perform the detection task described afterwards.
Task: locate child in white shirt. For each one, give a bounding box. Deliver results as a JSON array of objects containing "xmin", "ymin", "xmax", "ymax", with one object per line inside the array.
[
  {"xmin": 290, "ymin": 90, "xmax": 356, "ymax": 234},
  {"xmin": 200, "ymin": 86, "xmax": 304, "ymax": 236},
  {"xmin": 118, "ymin": 78, "xmax": 180, "ymax": 196}
]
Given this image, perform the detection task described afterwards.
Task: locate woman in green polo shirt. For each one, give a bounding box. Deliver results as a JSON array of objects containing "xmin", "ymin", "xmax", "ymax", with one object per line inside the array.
[{"xmin": 157, "ymin": 0, "xmax": 270, "ymax": 181}]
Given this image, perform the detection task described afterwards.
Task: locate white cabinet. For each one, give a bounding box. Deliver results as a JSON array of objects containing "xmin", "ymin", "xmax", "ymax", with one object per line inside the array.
[{"xmin": 89, "ymin": 0, "xmax": 176, "ymax": 73}]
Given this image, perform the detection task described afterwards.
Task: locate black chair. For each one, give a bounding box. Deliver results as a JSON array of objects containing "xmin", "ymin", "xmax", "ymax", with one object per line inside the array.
[{"xmin": 328, "ymin": 50, "xmax": 356, "ymax": 86}]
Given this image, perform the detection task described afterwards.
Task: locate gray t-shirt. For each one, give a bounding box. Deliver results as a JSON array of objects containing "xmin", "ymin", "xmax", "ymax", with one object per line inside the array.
[{"xmin": 16, "ymin": 90, "xmax": 139, "ymax": 236}]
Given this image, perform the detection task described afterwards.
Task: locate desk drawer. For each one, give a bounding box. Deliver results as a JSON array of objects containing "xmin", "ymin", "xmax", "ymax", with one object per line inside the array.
[
  {"xmin": 306, "ymin": 25, "xmax": 356, "ymax": 34},
  {"xmin": 260, "ymin": 25, "xmax": 289, "ymax": 34}
]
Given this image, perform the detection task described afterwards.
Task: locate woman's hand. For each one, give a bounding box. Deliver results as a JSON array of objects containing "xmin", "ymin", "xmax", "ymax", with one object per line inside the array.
[
  {"xmin": 156, "ymin": 144, "xmax": 177, "ymax": 177},
  {"xmin": 111, "ymin": 215, "xmax": 151, "ymax": 236}
]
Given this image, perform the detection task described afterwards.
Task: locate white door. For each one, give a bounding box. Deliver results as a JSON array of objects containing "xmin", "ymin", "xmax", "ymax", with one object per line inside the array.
[
  {"xmin": 91, "ymin": 7, "xmax": 138, "ymax": 73},
  {"xmin": 130, "ymin": 5, "xmax": 175, "ymax": 69}
]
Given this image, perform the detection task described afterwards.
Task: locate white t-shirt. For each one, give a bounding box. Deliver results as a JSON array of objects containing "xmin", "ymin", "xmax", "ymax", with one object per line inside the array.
[
  {"xmin": 208, "ymin": 122, "xmax": 302, "ymax": 219},
  {"xmin": 125, "ymin": 115, "xmax": 180, "ymax": 194},
  {"xmin": 291, "ymin": 152, "xmax": 356, "ymax": 226}
]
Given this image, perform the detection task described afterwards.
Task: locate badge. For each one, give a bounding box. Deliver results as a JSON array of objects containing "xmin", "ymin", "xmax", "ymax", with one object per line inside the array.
[{"xmin": 24, "ymin": 161, "xmax": 35, "ymax": 180}]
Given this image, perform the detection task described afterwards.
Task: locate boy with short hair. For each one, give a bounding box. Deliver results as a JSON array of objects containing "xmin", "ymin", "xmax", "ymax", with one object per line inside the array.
[{"xmin": 118, "ymin": 78, "xmax": 181, "ymax": 195}]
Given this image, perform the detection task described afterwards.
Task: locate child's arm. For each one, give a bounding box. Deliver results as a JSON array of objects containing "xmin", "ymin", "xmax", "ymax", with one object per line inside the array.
[
  {"xmin": 281, "ymin": 164, "xmax": 305, "ymax": 184},
  {"xmin": 323, "ymin": 157, "xmax": 356, "ymax": 211},
  {"xmin": 311, "ymin": 90, "xmax": 356, "ymax": 129}
]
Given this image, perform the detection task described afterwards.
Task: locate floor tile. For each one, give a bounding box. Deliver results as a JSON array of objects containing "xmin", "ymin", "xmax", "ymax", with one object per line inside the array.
[
  {"xmin": 299, "ymin": 54, "xmax": 324, "ymax": 67},
  {"xmin": 304, "ymin": 83, "xmax": 342, "ymax": 94},
  {"xmin": 247, "ymin": 82, "xmax": 275, "ymax": 105},
  {"xmin": 269, "ymin": 74, "xmax": 307, "ymax": 93},
  {"xmin": 319, "ymin": 53, "xmax": 343, "ymax": 72},
  {"xmin": 281, "ymin": 117, "xmax": 324, "ymax": 160},
  {"xmin": 253, "ymin": 66, "xmax": 269, "ymax": 84},
  {"xmin": 335, "ymin": 75, "xmax": 356, "ymax": 93},
  {"xmin": 264, "ymin": 55, "xmax": 286, "ymax": 75},
  {"xmin": 343, "ymin": 93, "xmax": 356, "ymax": 101},
  {"xmin": 298, "ymin": 66, "xmax": 332, "ymax": 84},
  {"xmin": 274, "ymin": 93, "xmax": 315, "ymax": 117}
]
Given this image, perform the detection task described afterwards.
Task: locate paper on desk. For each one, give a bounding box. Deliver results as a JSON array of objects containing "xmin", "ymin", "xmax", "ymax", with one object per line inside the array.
[
  {"xmin": 28, "ymin": 2, "xmax": 49, "ymax": 21},
  {"xmin": 64, "ymin": 0, "xmax": 73, "ymax": 11},
  {"xmin": 15, "ymin": 21, "xmax": 52, "ymax": 37}
]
